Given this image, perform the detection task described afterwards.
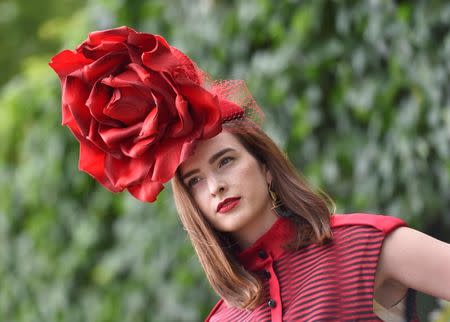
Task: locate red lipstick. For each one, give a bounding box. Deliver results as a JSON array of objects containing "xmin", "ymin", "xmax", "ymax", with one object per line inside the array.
[{"xmin": 217, "ymin": 197, "xmax": 241, "ymax": 213}]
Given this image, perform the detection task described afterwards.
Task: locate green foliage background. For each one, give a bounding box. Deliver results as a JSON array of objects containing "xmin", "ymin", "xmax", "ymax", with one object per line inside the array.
[{"xmin": 1, "ymin": 0, "xmax": 449, "ymax": 321}]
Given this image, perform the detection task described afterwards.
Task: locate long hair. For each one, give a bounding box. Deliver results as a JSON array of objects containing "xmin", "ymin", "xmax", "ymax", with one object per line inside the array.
[{"xmin": 171, "ymin": 119, "xmax": 333, "ymax": 309}]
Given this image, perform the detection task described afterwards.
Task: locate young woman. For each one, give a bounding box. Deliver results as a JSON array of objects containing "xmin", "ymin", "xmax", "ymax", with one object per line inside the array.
[
  {"xmin": 173, "ymin": 119, "xmax": 450, "ymax": 321},
  {"xmin": 50, "ymin": 27, "xmax": 450, "ymax": 321}
]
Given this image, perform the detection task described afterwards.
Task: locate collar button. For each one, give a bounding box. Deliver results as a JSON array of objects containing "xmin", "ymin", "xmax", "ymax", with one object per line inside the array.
[
  {"xmin": 262, "ymin": 269, "xmax": 271, "ymax": 280},
  {"xmin": 257, "ymin": 249, "xmax": 268, "ymax": 259},
  {"xmin": 267, "ymin": 299, "xmax": 276, "ymax": 308}
]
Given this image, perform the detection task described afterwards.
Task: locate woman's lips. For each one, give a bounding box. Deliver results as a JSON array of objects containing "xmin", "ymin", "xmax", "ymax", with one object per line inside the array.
[{"xmin": 217, "ymin": 198, "xmax": 241, "ymax": 213}]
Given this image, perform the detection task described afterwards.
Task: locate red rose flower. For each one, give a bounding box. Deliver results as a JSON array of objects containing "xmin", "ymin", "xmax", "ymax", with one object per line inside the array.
[{"xmin": 49, "ymin": 26, "xmax": 225, "ymax": 202}]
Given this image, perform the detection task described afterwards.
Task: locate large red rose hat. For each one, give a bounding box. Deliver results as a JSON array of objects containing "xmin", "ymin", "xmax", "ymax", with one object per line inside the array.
[{"xmin": 49, "ymin": 26, "xmax": 263, "ymax": 202}]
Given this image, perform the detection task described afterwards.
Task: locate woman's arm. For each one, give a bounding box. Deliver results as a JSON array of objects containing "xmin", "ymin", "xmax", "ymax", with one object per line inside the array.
[{"xmin": 376, "ymin": 226, "xmax": 450, "ymax": 301}]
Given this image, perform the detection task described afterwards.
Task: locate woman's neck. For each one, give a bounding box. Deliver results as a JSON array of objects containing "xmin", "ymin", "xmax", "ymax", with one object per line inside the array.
[{"xmin": 232, "ymin": 208, "xmax": 278, "ymax": 250}]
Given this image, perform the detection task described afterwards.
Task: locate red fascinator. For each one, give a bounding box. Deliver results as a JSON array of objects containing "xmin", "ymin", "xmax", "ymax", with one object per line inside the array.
[{"xmin": 49, "ymin": 26, "xmax": 263, "ymax": 202}]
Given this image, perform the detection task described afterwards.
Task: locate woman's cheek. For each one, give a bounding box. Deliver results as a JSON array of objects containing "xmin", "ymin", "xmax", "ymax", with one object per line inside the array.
[{"xmin": 192, "ymin": 182, "xmax": 207, "ymax": 203}]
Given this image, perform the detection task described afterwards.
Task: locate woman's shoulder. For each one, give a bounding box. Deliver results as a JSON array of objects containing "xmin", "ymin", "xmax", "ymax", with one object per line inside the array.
[
  {"xmin": 204, "ymin": 298, "xmax": 225, "ymax": 322},
  {"xmin": 331, "ymin": 213, "xmax": 407, "ymax": 235}
]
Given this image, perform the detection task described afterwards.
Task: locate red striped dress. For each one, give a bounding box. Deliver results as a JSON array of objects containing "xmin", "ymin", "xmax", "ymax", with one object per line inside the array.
[{"xmin": 205, "ymin": 213, "xmax": 419, "ymax": 321}]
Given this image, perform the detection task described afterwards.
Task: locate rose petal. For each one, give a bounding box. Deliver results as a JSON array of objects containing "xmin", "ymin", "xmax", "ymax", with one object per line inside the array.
[
  {"xmin": 139, "ymin": 107, "xmax": 160, "ymax": 138},
  {"xmin": 176, "ymin": 77, "xmax": 222, "ymax": 138},
  {"xmin": 98, "ymin": 122, "xmax": 142, "ymax": 147},
  {"xmin": 84, "ymin": 26, "xmax": 134, "ymax": 47},
  {"xmin": 142, "ymin": 38, "xmax": 179, "ymax": 73},
  {"xmin": 166, "ymin": 95, "xmax": 193, "ymax": 138},
  {"xmin": 154, "ymin": 35, "xmax": 171, "ymax": 50},
  {"xmin": 62, "ymin": 103, "xmax": 74, "ymax": 126},
  {"xmin": 126, "ymin": 45, "xmax": 143, "ymax": 65},
  {"xmin": 78, "ymin": 141, "xmax": 118, "ymax": 192},
  {"xmin": 128, "ymin": 179, "xmax": 164, "ymax": 203},
  {"xmin": 138, "ymin": 68, "xmax": 178, "ymax": 115},
  {"xmin": 102, "ymin": 69, "xmax": 146, "ymax": 88},
  {"xmin": 104, "ymin": 153, "xmax": 151, "ymax": 189},
  {"xmin": 125, "ymin": 63, "xmax": 155, "ymax": 84},
  {"xmin": 103, "ymin": 86, "xmax": 151, "ymax": 125},
  {"xmin": 81, "ymin": 51, "xmax": 128, "ymax": 84},
  {"xmin": 79, "ymin": 41, "xmax": 126, "ymax": 61},
  {"xmin": 125, "ymin": 64, "xmax": 179, "ymax": 117},
  {"xmin": 86, "ymin": 82, "xmax": 122, "ymax": 127},
  {"xmin": 151, "ymin": 137, "xmax": 195, "ymax": 182},
  {"xmin": 128, "ymin": 63, "xmax": 172, "ymax": 92},
  {"xmin": 63, "ymin": 76, "xmax": 92, "ymax": 137},
  {"xmin": 49, "ymin": 50, "xmax": 93, "ymax": 79},
  {"xmin": 120, "ymin": 135, "xmax": 157, "ymax": 158},
  {"xmin": 87, "ymin": 121, "xmax": 122, "ymax": 157},
  {"xmin": 62, "ymin": 106, "xmax": 85, "ymax": 143},
  {"xmin": 102, "ymin": 64, "xmax": 175, "ymax": 113},
  {"xmin": 128, "ymin": 32, "xmax": 157, "ymax": 53}
]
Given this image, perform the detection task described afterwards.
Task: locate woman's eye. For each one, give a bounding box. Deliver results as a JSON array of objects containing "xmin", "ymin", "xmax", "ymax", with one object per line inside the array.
[
  {"xmin": 187, "ymin": 177, "xmax": 201, "ymax": 187},
  {"xmin": 219, "ymin": 156, "xmax": 233, "ymax": 167}
]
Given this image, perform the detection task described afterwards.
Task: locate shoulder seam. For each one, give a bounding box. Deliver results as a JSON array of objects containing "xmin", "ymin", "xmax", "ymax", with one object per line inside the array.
[{"xmin": 331, "ymin": 213, "xmax": 407, "ymax": 235}]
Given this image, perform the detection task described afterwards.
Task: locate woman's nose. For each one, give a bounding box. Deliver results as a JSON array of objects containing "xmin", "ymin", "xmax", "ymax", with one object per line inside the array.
[{"xmin": 207, "ymin": 176, "xmax": 226, "ymax": 196}]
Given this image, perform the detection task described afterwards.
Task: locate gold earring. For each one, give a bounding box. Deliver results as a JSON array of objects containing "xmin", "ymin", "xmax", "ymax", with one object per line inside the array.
[{"xmin": 269, "ymin": 183, "xmax": 282, "ymax": 210}]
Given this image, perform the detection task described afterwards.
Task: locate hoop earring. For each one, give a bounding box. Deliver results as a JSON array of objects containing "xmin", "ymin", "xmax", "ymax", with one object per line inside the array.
[{"xmin": 269, "ymin": 183, "xmax": 282, "ymax": 210}]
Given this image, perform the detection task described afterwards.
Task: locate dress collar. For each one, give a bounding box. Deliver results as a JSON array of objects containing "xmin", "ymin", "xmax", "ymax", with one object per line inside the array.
[{"xmin": 235, "ymin": 216, "xmax": 296, "ymax": 271}]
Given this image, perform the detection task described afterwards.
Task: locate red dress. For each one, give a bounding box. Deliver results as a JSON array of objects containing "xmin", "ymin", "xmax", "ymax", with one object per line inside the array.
[{"xmin": 205, "ymin": 213, "xmax": 419, "ymax": 321}]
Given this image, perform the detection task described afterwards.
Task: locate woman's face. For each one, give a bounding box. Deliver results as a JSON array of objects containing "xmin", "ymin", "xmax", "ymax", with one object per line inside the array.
[{"xmin": 178, "ymin": 131, "xmax": 276, "ymax": 247}]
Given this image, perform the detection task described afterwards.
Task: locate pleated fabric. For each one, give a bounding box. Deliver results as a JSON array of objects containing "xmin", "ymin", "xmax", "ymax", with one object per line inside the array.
[{"xmin": 206, "ymin": 213, "xmax": 419, "ymax": 322}]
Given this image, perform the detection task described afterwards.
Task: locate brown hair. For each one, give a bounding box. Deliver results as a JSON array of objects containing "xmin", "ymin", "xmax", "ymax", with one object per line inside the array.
[{"xmin": 171, "ymin": 119, "xmax": 333, "ymax": 309}]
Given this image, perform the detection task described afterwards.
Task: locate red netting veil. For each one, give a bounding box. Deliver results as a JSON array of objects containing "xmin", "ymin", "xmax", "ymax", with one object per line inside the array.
[{"xmin": 49, "ymin": 26, "xmax": 264, "ymax": 202}]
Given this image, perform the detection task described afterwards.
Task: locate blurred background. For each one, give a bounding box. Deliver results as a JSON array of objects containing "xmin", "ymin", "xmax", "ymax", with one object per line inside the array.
[{"xmin": 1, "ymin": 0, "xmax": 449, "ymax": 321}]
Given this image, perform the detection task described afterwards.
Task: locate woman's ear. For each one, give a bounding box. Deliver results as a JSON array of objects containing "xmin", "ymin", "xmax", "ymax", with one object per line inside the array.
[
  {"xmin": 259, "ymin": 161, "xmax": 272, "ymax": 185},
  {"xmin": 265, "ymin": 166, "xmax": 273, "ymax": 185}
]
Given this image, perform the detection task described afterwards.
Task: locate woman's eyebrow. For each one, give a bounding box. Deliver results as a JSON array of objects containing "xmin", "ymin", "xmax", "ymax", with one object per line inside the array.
[
  {"xmin": 181, "ymin": 148, "xmax": 236, "ymax": 181},
  {"xmin": 208, "ymin": 147, "xmax": 235, "ymax": 165}
]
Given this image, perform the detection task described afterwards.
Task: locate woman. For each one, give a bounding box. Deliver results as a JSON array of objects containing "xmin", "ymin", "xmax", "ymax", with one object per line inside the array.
[
  {"xmin": 50, "ymin": 27, "xmax": 450, "ymax": 321},
  {"xmin": 173, "ymin": 118, "xmax": 450, "ymax": 322}
]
